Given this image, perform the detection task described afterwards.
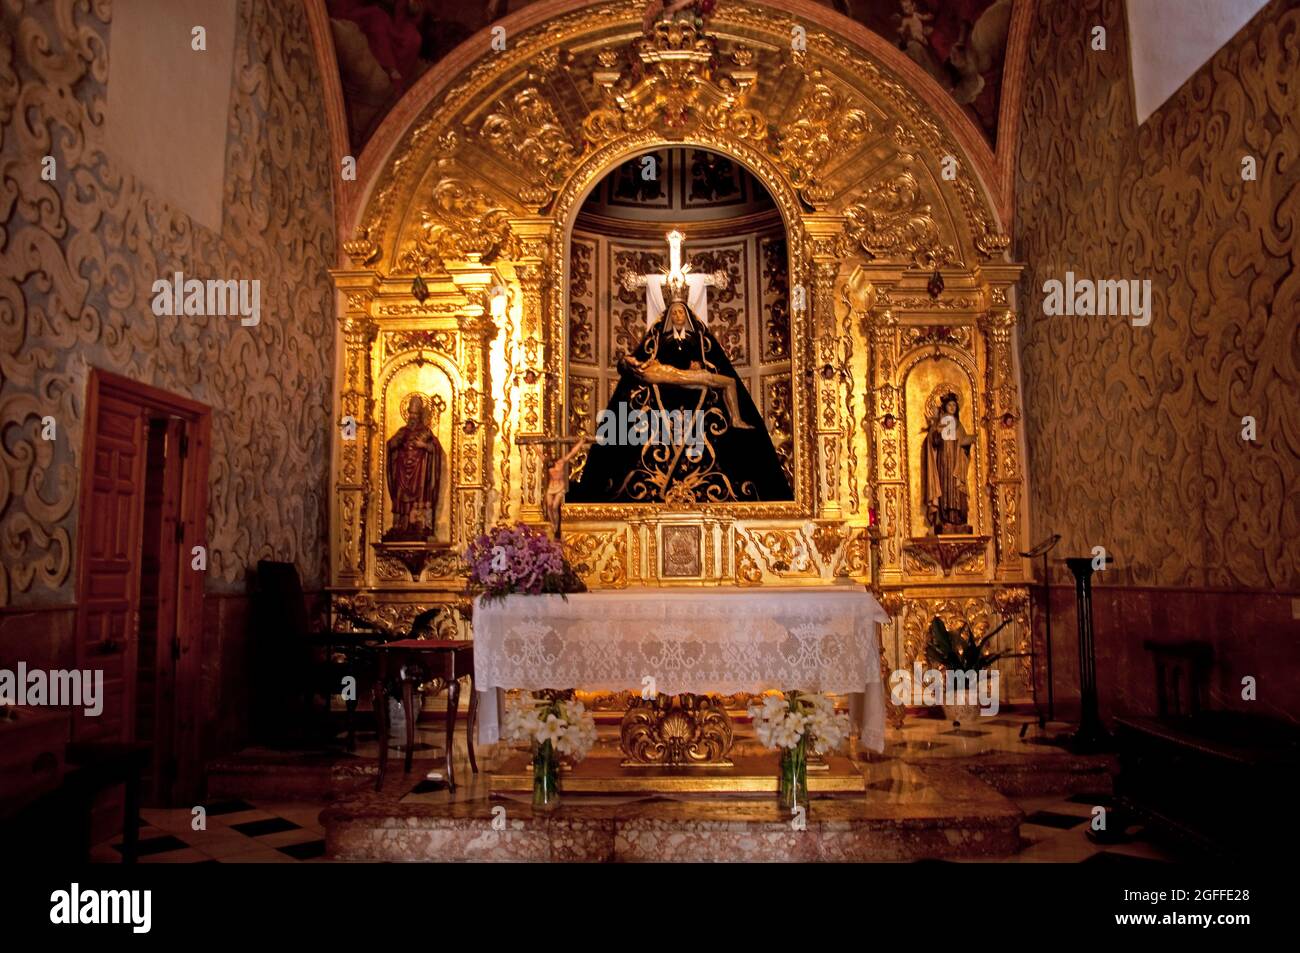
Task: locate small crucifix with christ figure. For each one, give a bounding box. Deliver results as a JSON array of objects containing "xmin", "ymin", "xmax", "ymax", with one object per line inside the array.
[{"xmin": 517, "ymin": 433, "xmax": 592, "ymax": 537}]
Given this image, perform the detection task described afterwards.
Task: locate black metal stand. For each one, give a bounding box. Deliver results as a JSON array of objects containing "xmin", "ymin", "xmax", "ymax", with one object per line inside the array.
[
  {"xmin": 1042, "ymin": 552, "xmax": 1054, "ymax": 722},
  {"xmin": 1021, "ymin": 534, "xmax": 1060, "ymax": 727},
  {"xmin": 1065, "ymin": 556, "xmax": 1111, "ymax": 752}
]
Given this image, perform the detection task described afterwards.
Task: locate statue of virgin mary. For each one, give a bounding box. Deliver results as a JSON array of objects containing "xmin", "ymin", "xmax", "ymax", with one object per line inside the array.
[{"xmin": 568, "ymin": 292, "xmax": 791, "ymax": 504}]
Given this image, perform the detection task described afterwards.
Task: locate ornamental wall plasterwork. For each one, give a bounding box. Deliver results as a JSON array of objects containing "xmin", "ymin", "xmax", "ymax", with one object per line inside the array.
[
  {"xmin": 1016, "ymin": 0, "xmax": 1300, "ymax": 591},
  {"xmin": 329, "ymin": 1, "xmax": 1033, "ymax": 667},
  {"xmin": 0, "ymin": 0, "xmax": 337, "ymax": 606}
]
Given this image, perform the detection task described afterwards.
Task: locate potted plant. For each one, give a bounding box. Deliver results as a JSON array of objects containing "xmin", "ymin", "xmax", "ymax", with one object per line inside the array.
[{"xmin": 923, "ymin": 616, "xmax": 1022, "ymax": 726}]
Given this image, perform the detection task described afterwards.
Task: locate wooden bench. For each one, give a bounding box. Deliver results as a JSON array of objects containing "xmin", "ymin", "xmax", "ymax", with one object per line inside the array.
[{"xmin": 1110, "ymin": 640, "xmax": 1300, "ymax": 858}]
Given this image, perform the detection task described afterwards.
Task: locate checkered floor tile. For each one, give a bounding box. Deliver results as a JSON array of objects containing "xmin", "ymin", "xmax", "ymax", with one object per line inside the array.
[
  {"xmin": 94, "ymin": 800, "xmax": 328, "ymax": 864},
  {"xmin": 1023, "ymin": 809, "xmax": 1089, "ymax": 830}
]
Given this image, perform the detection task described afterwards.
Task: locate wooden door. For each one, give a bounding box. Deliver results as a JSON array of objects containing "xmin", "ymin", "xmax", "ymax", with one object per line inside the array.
[
  {"xmin": 77, "ymin": 370, "xmax": 211, "ymax": 806},
  {"xmin": 136, "ymin": 417, "xmax": 187, "ymax": 800},
  {"xmin": 75, "ymin": 392, "xmax": 148, "ymax": 743}
]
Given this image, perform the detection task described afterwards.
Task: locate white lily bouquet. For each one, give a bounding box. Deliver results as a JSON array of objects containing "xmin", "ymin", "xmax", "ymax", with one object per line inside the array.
[
  {"xmin": 503, "ymin": 693, "xmax": 598, "ymax": 808},
  {"xmin": 748, "ymin": 691, "xmax": 850, "ymax": 810}
]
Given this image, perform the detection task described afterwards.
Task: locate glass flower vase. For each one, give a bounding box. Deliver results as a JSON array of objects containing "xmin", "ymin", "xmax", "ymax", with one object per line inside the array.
[
  {"xmin": 532, "ymin": 740, "xmax": 559, "ymax": 809},
  {"xmin": 778, "ymin": 736, "xmax": 809, "ymax": 812}
]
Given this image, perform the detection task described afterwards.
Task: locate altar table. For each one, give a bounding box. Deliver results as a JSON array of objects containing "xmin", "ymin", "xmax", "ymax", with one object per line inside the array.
[{"xmin": 473, "ymin": 586, "xmax": 890, "ymax": 752}]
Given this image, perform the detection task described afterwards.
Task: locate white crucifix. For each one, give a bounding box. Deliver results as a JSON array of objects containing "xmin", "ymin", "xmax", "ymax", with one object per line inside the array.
[{"xmin": 621, "ymin": 229, "xmax": 729, "ymax": 327}]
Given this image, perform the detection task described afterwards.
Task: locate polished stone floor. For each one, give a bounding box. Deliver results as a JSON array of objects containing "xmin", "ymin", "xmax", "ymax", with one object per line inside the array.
[{"xmin": 91, "ymin": 712, "xmax": 1194, "ymax": 862}]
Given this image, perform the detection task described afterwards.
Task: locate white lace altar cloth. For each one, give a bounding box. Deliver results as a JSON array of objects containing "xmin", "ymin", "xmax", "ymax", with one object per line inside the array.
[{"xmin": 473, "ymin": 586, "xmax": 891, "ymax": 752}]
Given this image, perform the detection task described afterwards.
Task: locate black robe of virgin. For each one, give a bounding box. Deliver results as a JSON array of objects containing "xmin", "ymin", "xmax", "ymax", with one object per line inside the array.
[{"xmin": 568, "ymin": 304, "xmax": 792, "ymax": 503}]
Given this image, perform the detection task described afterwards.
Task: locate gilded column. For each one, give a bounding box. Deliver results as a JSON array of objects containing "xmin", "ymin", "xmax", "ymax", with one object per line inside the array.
[
  {"xmin": 330, "ymin": 275, "xmax": 379, "ymax": 587},
  {"xmin": 807, "ymin": 224, "xmax": 845, "ymax": 520},
  {"xmin": 978, "ymin": 297, "xmax": 1025, "ymax": 580},
  {"xmin": 865, "ymin": 299, "xmax": 902, "ymax": 585},
  {"xmin": 512, "ymin": 230, "xmax": 552, "ymax": 523},
  {"xmin": 457, "ymin": 303, "xmax": 495, "ymax": 547}
]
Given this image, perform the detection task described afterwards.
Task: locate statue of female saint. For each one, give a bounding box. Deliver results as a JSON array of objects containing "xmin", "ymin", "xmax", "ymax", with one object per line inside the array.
[
  {"xmin": 921, "ymin": 391, "xmax": 975, "ymax": 535},
  {"xmin": 567, "ymin": 296, "xmax": 790, "ymax": 504},
  {"xmin": 384, "ymin": 393, "xmax": 443, "ymax": 540}
]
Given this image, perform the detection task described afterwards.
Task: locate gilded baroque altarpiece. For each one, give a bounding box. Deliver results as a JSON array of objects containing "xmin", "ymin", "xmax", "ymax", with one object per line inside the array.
[{"xmin": 328, "ymin": 2, "xmax": 1034, "ymax": 698}]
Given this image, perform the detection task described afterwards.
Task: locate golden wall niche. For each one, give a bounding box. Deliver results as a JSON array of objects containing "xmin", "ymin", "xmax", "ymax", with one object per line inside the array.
[
  {"xmin": 851, "ymin": 267, "xmax": 1032, "ymax": 697},
  {"xmin": 329, "ymin": 1, "xmax": 1032, "ymax": 688},
  {"xmin": 553, "ymin": 133, "xmax": 817, "ymax": 526},
  {"xmin": 378, "ymin": 361, "xmax": 455, "ymax": 544},
  {"xmin": 566, "ymin": 164, "xmax": 792, "ymax": 490},
  {"xmin": 330, "ymin": 264, "xmax": 496, "ymax": 598},
  {"xmin": 903, "ymin": 359, "xmax": 981, "ymax": 540}
]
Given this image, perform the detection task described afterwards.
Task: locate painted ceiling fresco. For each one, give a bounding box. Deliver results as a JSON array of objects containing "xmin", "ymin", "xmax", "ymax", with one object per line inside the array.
[
  {"xmin": 823, "ymin": 0, "xmax": 1011, "ymax": 144},
  {"xmin": 328, "ymin": 0, "xmax": 493, "ymax": 146},
  {"xmin": 327, "ymin": 0, "xmax": 1012, "ymax": 150}
]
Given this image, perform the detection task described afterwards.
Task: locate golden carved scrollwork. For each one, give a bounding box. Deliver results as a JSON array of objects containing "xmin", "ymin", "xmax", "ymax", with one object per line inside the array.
[
  {"xmin": 479, "ymin": 86, "xmax": 581, "ymax": 195},
  {"xmin": 585, "ymin": 20, "xmax": 764, "ymax": 144},
  {"xmin": 397, "ymin": 179, "xmax": 513, "ymax": 275},
  {"xmin": 733, "ymin": 532, "xmax": 764, "ymax": 587},
  {"xmin": 903, "ymin": 536, "xmax": 990, "ymax": 578},
  {"xmin": 620, "ymin": 694, "xmax": 734, "ymax": 766},
  {"xmin": 843, "ymin": 172, "xmax": 959, "ymax": 268},
  {"xmin": 356, "ymin": 0, "xmax": 1003, "ymax": 273},
  {"xmin": 334, "ymin": 593, "xmax": 470, "ymax": 640},
  {"xmin": 993, "ymin": 586, "xmax": 1030, "ymax": 625},
  {"xmin": 832, "ymin": 527, "xmax": 872, "ymax": 578},
  {"xmin": 563, "ymin": 530, "xmax": 628, "ymax": 589},
  {"xmin": 772, "ymin": 69, "xmax": 871, "ymax": 196},
  {"xmin": 383, "ymin": 329, "xmax": 455, "ymax": 361},
  {"xmin": 743, "ymin": 527, "xmax": 820, "ymax": 577},
  {"xmin": 810, "ymin": 522, "xmax": 847, "ymax": 566},
  {"xmin": 372, "ymin": 545, "xmax": 467, "ymax": 583}
]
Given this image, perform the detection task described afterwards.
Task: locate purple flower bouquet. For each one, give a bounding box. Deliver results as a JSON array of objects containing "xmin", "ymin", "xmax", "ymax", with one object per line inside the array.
[{"xmin": 464, "ymin": 523, "xmax": 586, "ymax": 605}]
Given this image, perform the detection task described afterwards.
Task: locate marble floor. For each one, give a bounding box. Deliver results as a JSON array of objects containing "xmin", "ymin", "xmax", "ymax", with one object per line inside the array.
[{"xmin": 91, "ymin": 712, "xmax": 1194, "ymax": 862}]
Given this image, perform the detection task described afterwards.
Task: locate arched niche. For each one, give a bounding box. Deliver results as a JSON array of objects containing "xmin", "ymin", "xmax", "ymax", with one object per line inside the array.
[
  {"xmin": 375, "ymin": 351, "xmax": 462, "ymax": 546},
  {"xmin": 556, "ymin": 137, "xmax": 808, "ymax": 516},
  {"xmin": 900, "ymin": 352, "xmax": 982, "ymax": 539},
  {"xmin": 564, "ymin": 147, "xmax": 794, "ymax": 491}
]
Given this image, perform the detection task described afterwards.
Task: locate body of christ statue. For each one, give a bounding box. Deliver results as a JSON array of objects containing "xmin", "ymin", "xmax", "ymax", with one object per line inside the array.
[
  {"xmin": 569, "ymin": 234, "xmax": 790, "ymax": 504},
  {"xmin": 384, "ymin": 393, "xmax": 444, "ymax": 540},
  {"xmin": 921, "ymin": 392, "xmax": 975, "ymax": 535}
]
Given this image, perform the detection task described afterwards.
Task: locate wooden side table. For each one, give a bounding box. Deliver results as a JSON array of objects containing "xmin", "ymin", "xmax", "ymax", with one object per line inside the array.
[
  {"xmin": 1, "ymin": 741, "xmax": 150, "ymax": 863},
  {"xmin": 372, "ymin": 640, "xmax": 477, "ymax": 791}
]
